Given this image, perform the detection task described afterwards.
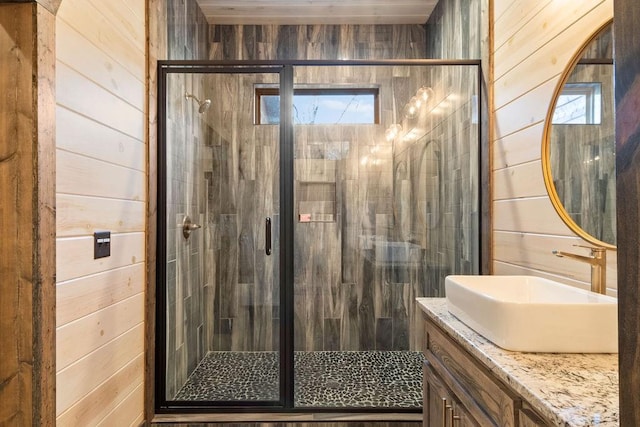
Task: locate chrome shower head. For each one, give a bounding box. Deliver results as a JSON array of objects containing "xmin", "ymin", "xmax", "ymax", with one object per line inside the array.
[
  {"xmin": 199, "ymin": 98, "xmax": 211, "ymax": 113},
  {"xmin": 185, "ymin": 93, "xmax": 211, "ymax": 113}
]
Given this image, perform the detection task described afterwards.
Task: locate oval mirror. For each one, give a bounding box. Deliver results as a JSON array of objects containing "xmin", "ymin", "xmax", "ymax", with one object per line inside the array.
[{"xmin": 542, "ymin": 21, "xmax": 616, "ymax": 248}]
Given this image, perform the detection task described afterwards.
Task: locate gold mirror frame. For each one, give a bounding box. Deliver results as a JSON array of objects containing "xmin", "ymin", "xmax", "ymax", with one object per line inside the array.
[{"xmin": 542, "ymin": 20, "xmax": 616, "ymax": 250}]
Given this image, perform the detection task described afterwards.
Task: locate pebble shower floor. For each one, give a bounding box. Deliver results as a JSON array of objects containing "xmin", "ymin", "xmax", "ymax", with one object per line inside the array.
[{"xmin": 174, "ymin": 350, "xmax": 423, "ymax": 408}]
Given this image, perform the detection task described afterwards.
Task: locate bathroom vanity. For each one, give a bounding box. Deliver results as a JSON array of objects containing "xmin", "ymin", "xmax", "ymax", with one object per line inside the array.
[{"xmin": 417, "ymin": 298, "xmax": 619, "ymax": 427}]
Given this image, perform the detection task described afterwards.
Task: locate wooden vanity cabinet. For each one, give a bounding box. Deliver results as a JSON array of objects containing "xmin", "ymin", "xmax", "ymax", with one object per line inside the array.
[
  {"xmin": 424, "ymin": 361, "xmax": 479, "ymax": 426},
  {"xmin": 422, "ymin": 312, "xmax": 550, "ymax": 427}
]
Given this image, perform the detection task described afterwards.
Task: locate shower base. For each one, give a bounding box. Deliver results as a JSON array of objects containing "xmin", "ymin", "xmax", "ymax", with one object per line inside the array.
[{"xmin": 174, "ymin": 350, "xmax": 423, "ymax": 408}]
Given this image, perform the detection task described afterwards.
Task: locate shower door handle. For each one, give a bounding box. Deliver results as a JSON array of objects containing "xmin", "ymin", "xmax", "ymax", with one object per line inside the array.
[{"xmin": 265, "ymin": 217, "xmax": 272, "ymax": 256}]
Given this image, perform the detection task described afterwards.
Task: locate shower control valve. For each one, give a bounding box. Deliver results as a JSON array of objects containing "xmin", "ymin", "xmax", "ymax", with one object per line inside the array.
[{"xmin": 182, "ymin": 215, "xmax": 201, "ymax": 239}]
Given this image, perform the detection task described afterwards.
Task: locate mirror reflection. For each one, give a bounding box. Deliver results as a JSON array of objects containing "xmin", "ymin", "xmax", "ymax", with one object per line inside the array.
[{"xmin": 545, "ymin": 23, "xmax": 615, "ymax": 247}]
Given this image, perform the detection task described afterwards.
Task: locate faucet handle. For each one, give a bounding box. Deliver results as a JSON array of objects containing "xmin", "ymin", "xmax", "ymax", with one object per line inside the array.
[{"xmin": 573, "ymin": 244, "xmax": 606, "ymax": 253}]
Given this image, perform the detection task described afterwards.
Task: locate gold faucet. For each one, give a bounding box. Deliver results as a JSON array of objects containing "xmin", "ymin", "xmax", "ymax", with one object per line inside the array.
[{"xmin": 552, "ymin": 245, "xmax": 607, "ymax": 294}]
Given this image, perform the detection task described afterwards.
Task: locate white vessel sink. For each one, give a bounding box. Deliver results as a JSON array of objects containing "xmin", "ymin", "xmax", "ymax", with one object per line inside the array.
[{"xmin": 445, "ymin": 275, "xmax": 618, "ymax": 353}]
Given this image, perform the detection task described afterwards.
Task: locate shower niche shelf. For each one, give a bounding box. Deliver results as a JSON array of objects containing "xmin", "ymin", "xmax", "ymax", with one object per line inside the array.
[{"xmin": 297, "ymin": 181, "xmax": 336, "ymax": 223}]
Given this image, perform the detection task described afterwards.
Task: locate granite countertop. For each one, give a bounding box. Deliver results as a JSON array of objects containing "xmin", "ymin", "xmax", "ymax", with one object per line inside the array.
[{"xmin": 417, "ymin": 298, "xmax": 619, "ymax": 427}]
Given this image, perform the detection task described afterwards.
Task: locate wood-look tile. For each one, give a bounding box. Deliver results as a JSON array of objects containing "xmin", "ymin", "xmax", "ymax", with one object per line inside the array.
[
  {"xmin": 392, "ymin": 283, "xmax": 411, "ymax": 350},
  {"xmin": 359, "ymin": 257, "xmax": 376, "ymax": 350},
  {"xmin": 231, "ymin": 283, "xmax": 254, "ymax": 350},
  {"xmin": 217, "ymin": 214, "xmax": 239, "ymax": 319},
  {"xmin": 375, "ymin": 318, "xmax": 393, "ymax": 350},
  {"xmin": 323, "ymin": 319, "xmax": 341, "ymax": 351},
  {"xmin": 237, "ymin": 180, "xmax": 256, "ymax": 284},
  {"xmin": 340, "ymin": 283, "xmax": 360, "ymax": 350}
]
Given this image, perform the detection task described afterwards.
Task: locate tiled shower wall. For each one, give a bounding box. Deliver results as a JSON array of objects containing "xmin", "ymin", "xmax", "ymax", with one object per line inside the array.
[
  {"xmin": 203, "ymin": 24, "xmax": 430, "ymax": 354},
  {"xmin": 201, "ymin": 18, "xmax": 479, "ymax": 354},
  {"xmin": 164, "ymin": 0, "xmax": 209, "ymax": 399},
  {"xmin": 202, "ymin": 71, "xmax": 281, "ymax": 353},
  {"xmin": 392, "ymin": 68, "xmax": 480, "ymax": 300},
  {"xmin": 161, "ymin": 1, "xmax": 483, "ymax": 391},
  {"xmin": 425, "ymin": 0, "xmax": 482, "ymax": 59}
]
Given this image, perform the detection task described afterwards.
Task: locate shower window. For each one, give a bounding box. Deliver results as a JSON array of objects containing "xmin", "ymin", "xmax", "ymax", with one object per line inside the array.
[{"xmin": 255, "ymin": 87, "xmax": 379, "ymax": 125}]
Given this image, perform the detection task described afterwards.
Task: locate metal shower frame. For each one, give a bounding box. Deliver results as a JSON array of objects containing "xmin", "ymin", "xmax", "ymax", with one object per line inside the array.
[{"xmin": 155, "ymin": 58, "xmax": 483, "ymax": 415}]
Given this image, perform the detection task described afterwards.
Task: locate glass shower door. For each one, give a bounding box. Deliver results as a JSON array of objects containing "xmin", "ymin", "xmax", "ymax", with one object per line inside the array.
[
  {"xmin": 160, "ymin": 67, "xmax": 283, "ymax": 405},
  {"xmin": 291, "ymin": 63, "xmax": 479, "ymax": 409}
]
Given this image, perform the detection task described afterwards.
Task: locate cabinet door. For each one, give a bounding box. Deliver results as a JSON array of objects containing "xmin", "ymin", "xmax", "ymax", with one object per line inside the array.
[
  {"xmin": 424, "ymin": 361, "xmax": 450, "ymax": 426},
  {"xmin": 451, "ymin": 400, "xmax": 478, "ymax": 427},
  {"xmin": 424, "ymin": 361, "xmax": 479, "ymax": 427}
]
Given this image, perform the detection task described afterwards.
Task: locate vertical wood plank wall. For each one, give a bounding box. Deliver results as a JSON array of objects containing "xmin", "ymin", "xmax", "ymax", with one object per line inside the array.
[
  {"xmin": 54, "ymin": 0, "xmax": 146, "ymax": 424},
  {"xmin": 491, "ymin": 0, "xmax": 616, "ymax": 292},
  {"xmin": 147, "ymin": 0, "xmax": 169, "ymax": 418},
  {"xmin": 613, "ymin": 0, "xmax": 640, "ymax": 423},
  {"xmin": 0, "ymin": 2, "xmax": 56, "ymax": 425}
]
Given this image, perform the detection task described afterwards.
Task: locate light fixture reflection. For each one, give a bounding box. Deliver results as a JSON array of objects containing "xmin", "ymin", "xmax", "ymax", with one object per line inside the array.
[
  {"xmin": 417, "ymin": 86, "xmax": 433, "ymax": 103},
  {"xmin": 385, "ymin": 123, "xmax": 403, "ymax": 141},
  {"xmin": 404, "ymin": 97, "xmax": 419, "ymax": 119}
]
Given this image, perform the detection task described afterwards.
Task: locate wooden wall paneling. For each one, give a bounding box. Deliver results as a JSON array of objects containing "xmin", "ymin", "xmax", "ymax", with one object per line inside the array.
[
  {"xmin": 480, "ymin": 0, "xmax": 492, "ymax": 276},
  {"xmin": 493, "ymin": 0, "xmax": 553, "ymax": 49},
  {"xmin": 56, "ymin": 195, "xmax": 145, "ymax": 237},
  {"xmin": 95, "ymin": 383, "xmax": 145, "ymax": 427},
  {"xmin": 34, "ymin": 0, "xmax": 62, "ymax": 14},
  {"xmin": 493, "ymin": 197, "xmax": 575, "ymax": 235},
  {"xmin": 56, "ymin": 324, "xmax": 144, "ymax": 415},
  {"xmin": 57, "ymin": 0, "xmax": 145, "ymax": 78},
  {"xmin": 494, "ymin": 231, "xmax": 591, "ymax": 283},
  {"xmin": 0, "ymin": 3, "xmax": 56, "ymax": 425},
  {"xmin": 55, "ymin": 354, "xmax": 144, "ymax": 426},
  {"xmin": 494, "ymin": 242, "xmax": 618, "ymax": 296},
  {"xmin": 493, "ymin": 123, "xmax": 544, "ymax": 170},
  {"xmin": 56, "ymin": 20, "xmax": 145, "ymax": 107},
  {"xmin": 87, "ymin": 0, "xmax": 146, "ymax": 48},
  {"xmin": 56, "ymin": 63, "xmax": 144, "ymax": 140},
  {"xmin": 56, "ymin": 293, "xmax": 145, "ymax": 371},
  {"xmin": 493, "ymin": 260, "xmax": 591, "ymax": 288},
  {"xmin": 198, "ymin": 2, "xmax": 437, "ymax": 25},
  {"xmin": 494, "ymin": 1, "xmax": 612, "ymax": 109},
  {"xmin": 57, "ymin": 150, "xmax": 145, "ymax": 200},
  {"xmin": 56, "ymin": 107, "xmax": 145, "ymax": 171},
  {"xmin": 146, "ymin": 0, "xmax": 164, "ymax": 419},
  {"xmin": 54, "ymin": 0, "xmax": 146, "ymax": 423},
  {"xmin": 34, "ymin": 4, "xmax": 57, "ymax": 423},
  {"xmin": 614, "ymin": 0, "xmax": 640, "ymax": 422},
  {"xmin": 493, "ymin": 160, "xmax": 545, "ymax": 200},
  {"xmin": 493, "ymin": 78, "xmax": 556, "ymax": 139},
  {"xmin": 493, "ymin": 0, "xmax": 606, "ymax": 80},
  {"xmin": 56, "ymin": 233, "xmax": 145, "ymax": 282},
  {"xmin": 492, "ymin": 0, "xmax": 517, "ymax": 24},
  {"xmin": 56, "ymin": 263, "xmax": 145, "ymax": 326},
  {"xmin": 122, "ymin": 0, "xmax": 145, "ymax": 24}
]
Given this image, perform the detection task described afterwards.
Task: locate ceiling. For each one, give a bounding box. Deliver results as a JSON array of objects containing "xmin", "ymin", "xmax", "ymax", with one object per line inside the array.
[{"xmin": 194, "ymin": 0, "xmax": 439, "ymax": 25}]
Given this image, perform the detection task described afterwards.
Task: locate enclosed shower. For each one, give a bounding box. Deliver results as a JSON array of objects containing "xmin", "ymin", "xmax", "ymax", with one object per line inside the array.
[{"xmin": 156, "ymin": 60, "xmax": 480, "ymax": 412}]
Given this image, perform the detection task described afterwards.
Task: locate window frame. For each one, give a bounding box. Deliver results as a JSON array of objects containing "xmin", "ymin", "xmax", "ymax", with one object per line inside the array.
[
  {"xmin": 255, "ymin": 86, "xmax": 380, "ymax": 125},
  {"xmin": 552, "ymin": 82, "xmax": 602, "ymax": 125}
]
